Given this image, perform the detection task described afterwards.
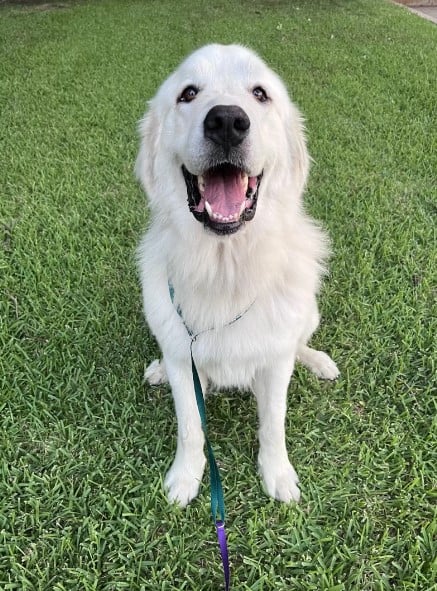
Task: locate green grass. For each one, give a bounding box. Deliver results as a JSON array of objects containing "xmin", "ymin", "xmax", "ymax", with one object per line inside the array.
[{"xmin": 1, "ymin": 0, "xmax": 436, "ymax": 589}]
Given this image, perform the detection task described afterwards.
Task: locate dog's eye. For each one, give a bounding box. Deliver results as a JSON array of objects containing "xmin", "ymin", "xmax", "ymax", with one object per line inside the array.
[
  {"xmin": 178, "ymin": 86, "xmax": 199, "ymax": 103},
  {"xmin": 252, "ymin": 86, "xmax": 269, "ymax": 103}
]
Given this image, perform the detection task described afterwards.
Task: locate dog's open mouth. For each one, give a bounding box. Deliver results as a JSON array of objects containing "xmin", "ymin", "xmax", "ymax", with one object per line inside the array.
[{"xmin": 182, "ymin": 164, "xmax": 262, "ymax": 235}]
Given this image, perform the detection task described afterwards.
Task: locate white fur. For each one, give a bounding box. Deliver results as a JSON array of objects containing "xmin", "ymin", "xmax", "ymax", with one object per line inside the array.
[{"xmin": 136, "ymin": 44, "xmax": 339, "ymax": 506}]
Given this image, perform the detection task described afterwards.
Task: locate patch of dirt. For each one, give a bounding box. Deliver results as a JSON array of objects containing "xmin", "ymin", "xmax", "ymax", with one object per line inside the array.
[{"xmin": 0, "ymin": 0, "xmax": 72, "ymax": 9}]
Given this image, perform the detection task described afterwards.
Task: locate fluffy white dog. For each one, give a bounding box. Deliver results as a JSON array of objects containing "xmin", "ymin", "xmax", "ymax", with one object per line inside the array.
[{"xmin": 136, "ymin": 44, "xmax": 339, "ymax": 507}]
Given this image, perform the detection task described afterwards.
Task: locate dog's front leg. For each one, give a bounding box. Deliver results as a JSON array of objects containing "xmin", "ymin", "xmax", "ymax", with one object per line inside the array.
[
  {"xmin": 164, "ymin": 358, "xmax": 206, "ymax": 507},
  {"xmin": 252, "ymin": 357, "xmax": 301, "ymax": 503}
]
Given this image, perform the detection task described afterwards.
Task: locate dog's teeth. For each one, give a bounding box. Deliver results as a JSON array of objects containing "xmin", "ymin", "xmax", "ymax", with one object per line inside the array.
[
  {"xmin": 204, "ymin": 206, "xmax": 239, "ymax": 223},
  {"xmin": 198, "ymin": 175, "xmax": 206, "ymax": 193},
  {"xmin": 239, "ymin": 201, "xmax": 246, "ymax": 217},
  {"xmin": 242, "ymin": 174, "xmax": 248, "ymax": 193}
]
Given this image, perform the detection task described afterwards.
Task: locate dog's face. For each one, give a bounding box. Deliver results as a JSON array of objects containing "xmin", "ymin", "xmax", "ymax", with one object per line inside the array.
[{"xmin": 136, "ymin": 44, "xmax": 308, "ymax": 236}]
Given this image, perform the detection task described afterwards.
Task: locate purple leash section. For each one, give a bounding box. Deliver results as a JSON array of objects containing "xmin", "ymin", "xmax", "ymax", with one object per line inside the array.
[
  {"xmin": 216, "ymin": 521, "xmax": 230, "ymax": 591},
  {"xmin": 169, "ymin": 282, "xmax": 255, "ymax": 591}
]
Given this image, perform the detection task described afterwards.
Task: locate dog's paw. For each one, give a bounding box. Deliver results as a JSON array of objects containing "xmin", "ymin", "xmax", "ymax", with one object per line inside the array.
[
  {"xmin": 144, "ymin": 359, "xmax": 168, "ymax": 385},
  {"xmin": 297, "ymin": 346, "xmax": 340, "ymax": 381},
  {"xmin": 259, "ymin": 457, "xmax": 301, "ymax": 503},
  {"xmin": 309, "ymin": 350, "xmax": 339, "ymax": 380},
  {"xmin": 164, "ymin": 458, "xmax": 206, "ymax": 507}
]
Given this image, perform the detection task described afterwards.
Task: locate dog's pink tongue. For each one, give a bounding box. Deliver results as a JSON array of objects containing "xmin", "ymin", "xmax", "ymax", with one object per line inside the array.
[{"xmin": 204, "ymin": 168, "xmax": 246, "ymax": 218}]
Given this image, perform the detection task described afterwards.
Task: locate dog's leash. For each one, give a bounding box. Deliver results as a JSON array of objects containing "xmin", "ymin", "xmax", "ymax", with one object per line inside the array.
[{"xmin": 169, "ymin": 282, "xmax": 255, "ymax": 591}]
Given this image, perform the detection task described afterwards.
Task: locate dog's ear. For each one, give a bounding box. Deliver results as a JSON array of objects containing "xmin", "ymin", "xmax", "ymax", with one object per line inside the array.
[
  {"xmin": 286, "ymin": 102, "xmax": 310, "ymax": 196},
  {"xmin": 135, "ymin": 102, "xmax": 161, "ymax": 194}
]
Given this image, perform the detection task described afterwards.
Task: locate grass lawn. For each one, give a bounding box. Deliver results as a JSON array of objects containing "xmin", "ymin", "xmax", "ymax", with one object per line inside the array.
[{"xmin": 1, "ymin": 0, "xmax": 436, "ymax": 589}]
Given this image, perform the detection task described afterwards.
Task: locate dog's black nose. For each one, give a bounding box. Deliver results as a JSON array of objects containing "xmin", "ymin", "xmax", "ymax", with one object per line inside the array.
[{"xmin": 204, "ymin": 105, "xmax": 250, "ymax": 149}]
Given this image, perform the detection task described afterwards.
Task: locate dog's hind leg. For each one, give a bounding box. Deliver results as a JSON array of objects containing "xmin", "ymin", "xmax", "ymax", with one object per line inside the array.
[
  {"xmin": 144, "ymin": 359, "xmax": 168, "ymax": 385},
  {"xmin": 297, "ymin": 298, "xmax": 339, "ymax": 381},
  {"xmin": 296, "ymin": 345, "xmax": 339, "ymax": 380}
]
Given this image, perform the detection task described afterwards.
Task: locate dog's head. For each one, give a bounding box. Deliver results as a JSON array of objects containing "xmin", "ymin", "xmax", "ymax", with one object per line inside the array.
[{"xmin": 136, "ymin": 44, "xmax": 309, "ymax": 236}]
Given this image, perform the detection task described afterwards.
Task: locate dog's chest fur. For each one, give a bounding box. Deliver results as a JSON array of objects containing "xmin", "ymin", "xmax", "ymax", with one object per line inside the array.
[{"xmin": 165, "ymin": 220, "xmax": 321, "ymax": 388}]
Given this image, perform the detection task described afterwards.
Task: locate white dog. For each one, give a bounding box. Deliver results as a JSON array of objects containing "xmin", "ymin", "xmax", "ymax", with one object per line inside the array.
[{"xmin": 136, "ymin": 44, "xmax": 339, "ymax": 507}]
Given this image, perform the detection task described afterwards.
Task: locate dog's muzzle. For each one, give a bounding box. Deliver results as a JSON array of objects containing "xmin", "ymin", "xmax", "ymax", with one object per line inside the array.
[{"xmin": 183, "ymin": 105, "xmax": 262, "ymax": 236}]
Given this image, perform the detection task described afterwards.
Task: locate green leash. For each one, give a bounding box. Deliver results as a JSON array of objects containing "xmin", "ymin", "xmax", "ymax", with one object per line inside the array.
[
  {"xmin": 190, "ymin": 338, "xmax": 226, "ymax": 523},
  {"xmin": 168, "ymin": 282, "xmax": 255, "ymax": 590}
]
